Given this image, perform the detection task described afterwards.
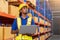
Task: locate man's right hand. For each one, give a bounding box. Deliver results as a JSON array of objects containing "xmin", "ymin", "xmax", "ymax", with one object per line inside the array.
[{"xmin": 11, "ymin": 30, "xmax": 19, "ymax": 34}]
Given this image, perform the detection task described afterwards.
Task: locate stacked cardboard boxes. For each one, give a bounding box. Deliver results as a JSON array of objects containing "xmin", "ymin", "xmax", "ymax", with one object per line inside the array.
[
  {"xmin": 33, "ymin": 16, "xmax": 38, "ymax": 23},
  {"xmin": 33, "ymin": 37, "xmax": 39, "ymax": 40},
  {"xmin": 27, "ymin": 13, "xmax": 32, "ymax": 17},
  {"xmin": 33, "ymin": 25, "xmax": 39, "ymax": 40},
  {"xmin": 45, "ymin": 21, "xmax": 48, "ymax": 26},
  {"xmin": 0, "ymin": 25, "xmax": 15, "ymax": 40},
  {"xmin": 40, "ymin": 35, "xmax": 45, "ymax": 40},
  {"xmin": 33, "ymin": 17, "xmax": 38, "ymax": 40},
  {"xmin": 48, "ymin": 22, "xmax": 51, "ymax": 26},
  {"xmin": 45, "ymin": 34, "xmax": 47, "ymax": 39},
  {"xmin": 0, "ymin": 27, "xmax": 3, "ymax": 40},
  {"xmin": 44, "ymin": 28, "xmax": 48, "ymax": 33},
  {"xmin": 40, "ymin": 27, "xmax": 44, "ymax": 33},
  {"xmin": 0, "ymin": 0, "xmax": 8, "ymax": 14},
  {"xmin": 4, "ymin": 27, "xmax": 15, "ymax": 40},
  {"xmin": 39, "ymin": 18, "xmax": 44, "ymax": 25},
  {"xmin": 8, "ymin": 5, "xmax": 19, "ymax": 17}
]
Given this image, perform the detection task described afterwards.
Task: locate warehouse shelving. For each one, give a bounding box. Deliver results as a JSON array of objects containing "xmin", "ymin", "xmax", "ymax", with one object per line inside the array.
[
  {"xmin": 8, "ymin": 1, "xmax": 20, "ymax": 6},
  {"xmin": 0, "ymin": 0, "xmax": 52, "ymax": 40},
  {"xmin": 0, "ymin": 12, "xmax": 16, "ymax": 24},
  {"xmin": 0, "ymin": 12, "xmax": 16, "ymax": 19},
  {"xmin": 0, "ymin": 0, "xmax": 51, "ymax": 24},
  {"xmin": 32, "ymin": 29, "xmax": 51, "ymax": 36},
  {"xmin": 8, "ymin": 0, "xmax": 51, "ymax": 22}
]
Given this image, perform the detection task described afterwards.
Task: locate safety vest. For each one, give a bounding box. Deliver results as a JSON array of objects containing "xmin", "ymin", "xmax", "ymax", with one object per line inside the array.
[{"xmin": 15, "ymin": 17, "xmax": 33, "ymax": 40}]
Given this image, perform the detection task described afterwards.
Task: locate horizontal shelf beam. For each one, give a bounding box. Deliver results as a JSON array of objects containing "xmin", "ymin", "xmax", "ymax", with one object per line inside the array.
[{"xmin": 0, "ymin": 12, "xmax": 16, "ymax": 19}]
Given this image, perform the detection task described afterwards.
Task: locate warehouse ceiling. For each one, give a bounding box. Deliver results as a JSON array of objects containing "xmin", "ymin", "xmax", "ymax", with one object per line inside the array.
[{"xmin": 49, "ymin": 0, "xmax": 60, "ymax": 35}]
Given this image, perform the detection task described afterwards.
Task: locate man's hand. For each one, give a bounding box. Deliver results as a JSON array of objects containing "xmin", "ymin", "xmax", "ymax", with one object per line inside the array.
[{"xmin": 11, "ymin": 30, "xmax": 19, "ymax": 34}]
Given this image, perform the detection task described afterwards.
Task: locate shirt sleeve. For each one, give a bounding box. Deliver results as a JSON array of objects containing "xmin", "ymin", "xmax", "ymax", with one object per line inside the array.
[
  {"xmin": 12, "ymin": 19, "xmax": 18, "ymax": 30},
  {"xmin": 31, "ymin": 19, "xmax": 35, "ymax": 25}
]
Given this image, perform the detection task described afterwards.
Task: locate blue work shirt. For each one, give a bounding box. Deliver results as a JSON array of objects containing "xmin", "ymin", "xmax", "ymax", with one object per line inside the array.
[{"xmin": 12, "ymin": 16, "xmax": 35, "ymax": 30}]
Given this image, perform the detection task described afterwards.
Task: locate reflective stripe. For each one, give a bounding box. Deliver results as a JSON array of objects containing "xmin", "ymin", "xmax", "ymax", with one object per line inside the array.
[
  {"xmin": 17, "ymin": 17, "xmax": 21, "ymax": 30},
  {"xmin": 27, "ymin": 17, "xmax": 32, "ymax": 25}
]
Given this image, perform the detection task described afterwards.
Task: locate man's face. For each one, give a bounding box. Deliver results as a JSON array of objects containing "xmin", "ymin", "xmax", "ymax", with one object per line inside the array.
[{"xmin": 21, "ymin": 6, "xmax": 28, "ymax": 14}]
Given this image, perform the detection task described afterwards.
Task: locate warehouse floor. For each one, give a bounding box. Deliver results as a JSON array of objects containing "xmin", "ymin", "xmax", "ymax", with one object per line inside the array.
[{"xmin": 48, "ymin": 35, "xmax": 60, "ymax": 40}]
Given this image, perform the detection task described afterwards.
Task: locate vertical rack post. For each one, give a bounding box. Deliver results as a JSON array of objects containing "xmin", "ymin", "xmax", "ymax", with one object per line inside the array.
[{"xmin": 44, "ymin": 0, "xmax": 46, "ymax": 40}]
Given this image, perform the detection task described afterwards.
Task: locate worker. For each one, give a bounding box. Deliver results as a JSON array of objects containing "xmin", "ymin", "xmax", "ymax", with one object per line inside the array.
[{"xmin": 11, "ymin": 4, "xmax": 35, "ymax": 40}]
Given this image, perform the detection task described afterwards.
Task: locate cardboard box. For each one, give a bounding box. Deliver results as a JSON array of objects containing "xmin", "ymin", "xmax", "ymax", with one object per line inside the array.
[
  {"xmin": 49, "ymin": 28, "xmax": 51, "ymax": 31},
  {"xmin": 27, "ymin": 0, "xmax": 36, "ymax": 6},
  {"xmin": 33, "ymin": 16, "xmax": 38, "ymax": 23},
  {"xmin": 27, "ymin": 13, "xmax": 32, "ymax": 17},
  {"xmin": 39, "ymin": 18, "xmax": 44, "ymax": 25},
  {"xmin": 0, "ymin": 27, "xmax": 3, "ymax": 40},
  {"xmin": 8, "ymin": 5, "xmax": 19, "ymax": 17},
  {"xmin": 48, "ymin": 23, "xmax": 51, "ymax": 26},
  {"xmin": 4, "ymin": 27, "xmax": 15, "ymax": 40},
  {"xmin": 40, "ymin": 35, "xmax": 45, "ymax": 40},
  {"xmin": 45, "ymin": 33, "xmax": 49, "ymax": 39},
  {"xmin": 8, "ymin": 0, "xmax": 18, "ymax": 2},
  {"xmin": 0, "ymin": 0, "xmax": 8, "ymax": 14},
  {"xmin": 40, "ymin": 27, "xmax": 44, "ymax": 33},
  {"xmin": 45, "ymin": 21, "xmax": 48, "ymax": 26},
  {"xmin": 47, "ymin": 22, "xmax": 49, "ymax": 26},
  {"xmin": 48, "ymin": 33, "xmax": 51, "ymax": 37},
  {"xmin": 36, "ymin": 28, "xmax": 38, "ymax": 34},
  {"xmin": 44, "ymin": 28, "xmax": 47, "ymax": 33},
  {"xmin": 33, "ymin": 37, "xmax": 38, "ymax": 40},
  {"xmin": 33, "ymin": 28, "xmax": 38, "ymax": 40}
]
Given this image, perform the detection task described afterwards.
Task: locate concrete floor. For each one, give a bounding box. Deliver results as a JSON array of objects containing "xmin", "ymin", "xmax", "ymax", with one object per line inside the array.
[{"xmin": 48, "ymin": 35, "xmax": 60, "ymax": 40}]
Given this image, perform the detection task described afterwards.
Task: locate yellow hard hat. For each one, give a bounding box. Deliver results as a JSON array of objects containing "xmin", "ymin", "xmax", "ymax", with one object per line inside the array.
[{"xmin": 18, "ymin": 4, "xmax": 28, "ymax": 11}]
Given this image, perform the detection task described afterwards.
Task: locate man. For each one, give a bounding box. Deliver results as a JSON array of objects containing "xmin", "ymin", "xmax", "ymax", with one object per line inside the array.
[{"xmin": 12, "ymin": 4, "xmax": 35, "ymax": 40}]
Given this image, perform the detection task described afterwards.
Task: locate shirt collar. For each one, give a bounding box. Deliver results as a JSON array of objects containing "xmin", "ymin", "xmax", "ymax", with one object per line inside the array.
[{"xmin": 20, "ymin": 15, "xmax": 29, "ymax": 19}]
